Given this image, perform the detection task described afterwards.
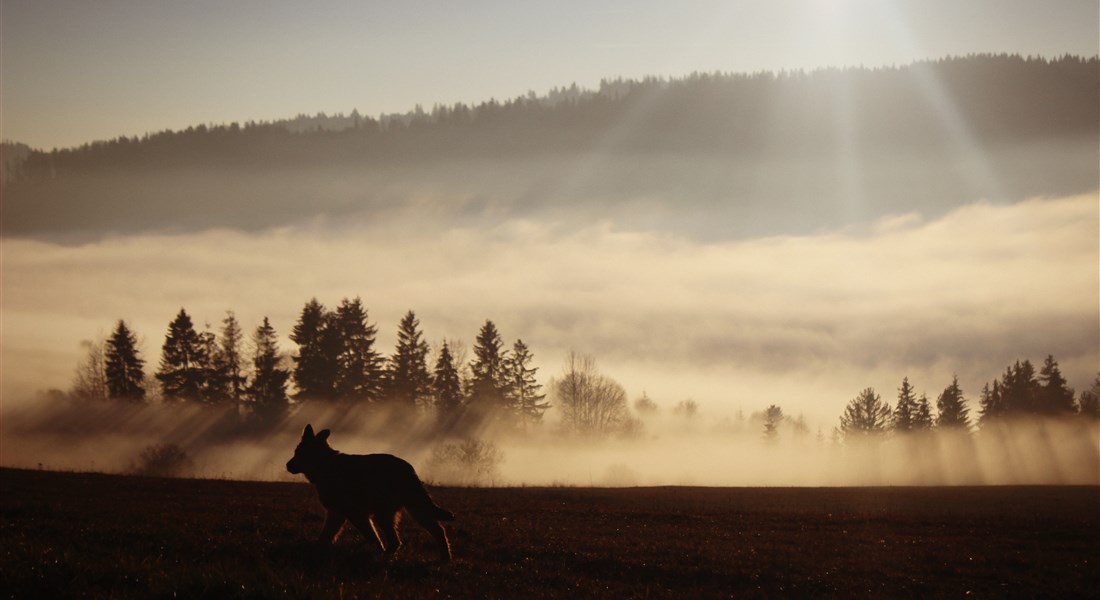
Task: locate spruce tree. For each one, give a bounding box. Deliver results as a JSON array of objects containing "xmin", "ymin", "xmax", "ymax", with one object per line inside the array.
[
  {"xmin": 156, "ymin": 308, "xmax": 207, "ymax": 402},
  {"xmin": 1002, "ymin": 360, "xmax": 1040, "ymax": 414},
  {"xmin": 763, "ymin": 404, "xmax": 783, "ymax": 441},
  {"xmin": 504, "ymin": 339, "xmax": 549, "ymax": 429},
  {"xmin": 247, "ymin": 317, "xmax": 290, "ymax": 422},
  {"xmin": 936, "ymin": 375, "xmax": 971, "ymax": 431},
  {"xmin": 893, "ymin": 377, "xmax": 917, "ymax": 433},
  {"xmin": 1038, "ymin": 355, "xmax": 1076, "ymax": 415},
  {"xmin": 468, "ymin": 320, "xmax": 507, "ymax": 420},
  {"xmin": 913, "ymin": 393, "xmax": 935, "ymax": 431},
  {"xmin": 838, "ymin": 387, "xmax": 892, "ymax": 441},
  {"xmin": 790, "ymin": 413, "xmax": 810, "ymax": 438},
  {"xmin": 387, "ymin": 310, "xmax": 432, "ymax": 410},
  {"xmin": 217, "ymin": 311, "xmax": 247, "ymax": 405},
  {"xmin": 333, "ymin": 297, "xmax": 383, "ymax": 402},
  {"xmin": 978, "ymin": 380, "xmax": 1005, "ymax": 426},
  {"xmin": 290, "ymin": 299, "xmax": 339, "ymax": 401},
  {"xmin": 433, "ymin": 341, "xmax": 464, "ymax": 429},
  {"xmin": 634, "ymin": 392, "xmax": 658, "ymax": 415},
  {"xmin": 197, "ymin": 323, "xmax": 226, "ymax": 403},
  {"xmin": 1077, "ymin": 373, "xmax": 1100, "ymax": 418},
  {"xmin": 104, "ymin": 320, "xmax": 145, "ymax": 402}
]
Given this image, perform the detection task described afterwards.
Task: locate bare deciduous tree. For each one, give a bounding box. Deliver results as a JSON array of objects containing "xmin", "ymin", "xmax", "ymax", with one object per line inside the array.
[
  {"xmin": 72, "ymin": 337, "xmax": 108, "ymax": 401},
  {"xmin": 555, "ymin": 351, "xmax": 628, "ymax": 436},
  {"xmin": 673, "ymin": 398, "xmax": 699, "ymax": 418}
]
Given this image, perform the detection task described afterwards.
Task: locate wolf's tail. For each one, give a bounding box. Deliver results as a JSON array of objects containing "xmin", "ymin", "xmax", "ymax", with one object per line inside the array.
[{"xmin": 412, "ymin": 472, "xmax": 456, "ymax": 521}]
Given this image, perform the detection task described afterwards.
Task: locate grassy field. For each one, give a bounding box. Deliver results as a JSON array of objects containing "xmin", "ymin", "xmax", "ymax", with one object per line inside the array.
[{"xmin": 2, "ymin": 468, "xmax": 1097, "ymax": 598}]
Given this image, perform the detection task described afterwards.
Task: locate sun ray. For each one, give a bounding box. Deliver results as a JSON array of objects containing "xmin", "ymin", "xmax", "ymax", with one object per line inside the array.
[{"xmin": 869, "ymin": 2, "xmax": 1007, "ymax": 203}]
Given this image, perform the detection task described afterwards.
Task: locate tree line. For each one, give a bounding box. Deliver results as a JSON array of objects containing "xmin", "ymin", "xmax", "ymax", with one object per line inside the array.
[
  {"xmin": 831, "ymin": 357, "xmax": 1099, "ymax": 442},
  {"xmin": 70, "ymin": 300, "xmax": 1098, "ymax": 441},
  {"xmin": 72, "ymin": 299, "xmax": 549, "ymax": 435},
  {"xmin": 68, "ymin": 301, "xmax": 694, "ymax": 440}
]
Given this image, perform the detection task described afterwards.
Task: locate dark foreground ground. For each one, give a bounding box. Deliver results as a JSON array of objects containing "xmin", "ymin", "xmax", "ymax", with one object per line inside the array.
[{"xmin": 2, "ymin": 468, "xmax": 1097, "ymax": 598}]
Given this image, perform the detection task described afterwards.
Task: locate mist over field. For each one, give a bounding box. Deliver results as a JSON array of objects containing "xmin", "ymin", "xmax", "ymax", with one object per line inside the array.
[{"xmin": 4, "ymin": 394, "xmax": 1098, "ymax": 487}]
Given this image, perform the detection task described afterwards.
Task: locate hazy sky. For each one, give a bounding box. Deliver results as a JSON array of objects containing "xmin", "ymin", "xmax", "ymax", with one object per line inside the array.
[{"xmin": 3, "ymin": 0, "xmax": 1098, "ymax": 150}]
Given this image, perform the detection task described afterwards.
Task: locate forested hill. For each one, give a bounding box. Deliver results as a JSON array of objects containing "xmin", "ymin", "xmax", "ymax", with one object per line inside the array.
[
  {"xmin": 4, "ymin": 54, "xmax": 1097, "ymax": 240},
  {"xmin": 9, "ymin": 54, "xmax": 1097, "ymax": 170}
]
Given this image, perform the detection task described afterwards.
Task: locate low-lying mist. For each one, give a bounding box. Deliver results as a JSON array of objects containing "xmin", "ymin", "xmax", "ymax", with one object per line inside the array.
[{"xmin": 3, "ymin": 396, "xmax": 1097, "ymax": 487}]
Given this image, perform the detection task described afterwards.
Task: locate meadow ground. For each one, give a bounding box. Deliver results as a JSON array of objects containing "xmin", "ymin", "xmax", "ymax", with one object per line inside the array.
[{"xmin": 2, "ymin": 467, "xmax": 1097, "ymax": 598}]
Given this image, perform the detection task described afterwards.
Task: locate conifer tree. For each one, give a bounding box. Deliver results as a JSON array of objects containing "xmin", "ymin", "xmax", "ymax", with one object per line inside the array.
[
  {"xmin": 634, "ymin": 392, "xmax": 658, "ymax": 415},
  {"xmin": 763, "ymin": 404, "xmax": 783, "ymax": 440},
  {"xmin": 333, "ymin": 297, "xmax": 383, "ymax": 402},
  {"xmin": 790, "ymin": 413, "xmax": 810, "ymax": 438},
  {"xmin": 156, "ymin": 308, "xmax": 207, "ymax": 402},
  {"xmin": 1002, "ymin": 360, "xmax": 1040, "ymax": 413},
  {"xmin": 913, "ymin": 393, "xmax": 935, "ymax": 431},
  {"xmin": 936, "ymin": 375, "xmax": 971, "ymax": 431},
  {"xmin": 468, "ymin": 320, "xmax": 507, "ymax": 418},
  {"xmin": 978, "ymin": 380, "xmax": 1005, "ymax": 426},
  {"xmin": 387, "ymin": 310, "xmax": 432, "ymax": 410},
  {"xmin": 247, "ymin": 317, "xmax": 290, "ymax": 421},
  {"xmin": 838, "ymin": 387, "xmax": 891, "ymax": 441},
  {"xmin": 432, "ymin": 340, "xmax": 464, "ymax": 429},
  {"xmin": 105, "ymin": 320, "xmax": 145, "ymax": 402},
  {"xmin": 893, "ymin": 377, "xmax": 917, "ymax": 433},
  {"xmin": 217, "ymin": 311, "xmax": 247, "ymax": 405},
  {"xmin": 290, "ymin": 299, "xmax": 339, "ymax": 401},
  {"xmin": 1037, "ymin": 355, "xmax": 1076, "ymax": 414},
  {"xmin": 1077, "ymin": 373, "xmax": 1100, "ymax": 418},
  {"xmin": 197, "ymin": 323, "xmax": 226, "ymax": 403},
  {"xmin": 504, "ymin": 339, "xmax": 549, "ymax": 429}
]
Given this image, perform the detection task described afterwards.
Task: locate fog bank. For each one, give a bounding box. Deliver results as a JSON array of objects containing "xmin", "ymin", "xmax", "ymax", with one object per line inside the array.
[
  {"xmin": 3, "ymin": 397, "xmax": 1096, "ymax": 487},
  {"xmin": 2, "ymin": 193, "xmax": 1096, "ymax": 425}
]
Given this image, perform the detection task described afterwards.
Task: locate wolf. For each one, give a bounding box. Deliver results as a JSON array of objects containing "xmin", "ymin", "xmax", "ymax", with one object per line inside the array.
[{"xmin": 286, "ymin": 424, "xmax": 455, "ymax": 561}]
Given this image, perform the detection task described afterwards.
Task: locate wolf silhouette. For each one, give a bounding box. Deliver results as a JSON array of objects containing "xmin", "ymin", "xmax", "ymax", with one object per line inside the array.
[{"xmin": 286, "ymin": 424, "xmax": 455, "ymax": 561}]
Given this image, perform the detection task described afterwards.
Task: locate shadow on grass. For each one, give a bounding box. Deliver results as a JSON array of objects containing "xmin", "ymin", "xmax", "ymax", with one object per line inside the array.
[{"xmin": 268, "ymin": 539, "xmax": 443, "ymax": 582}]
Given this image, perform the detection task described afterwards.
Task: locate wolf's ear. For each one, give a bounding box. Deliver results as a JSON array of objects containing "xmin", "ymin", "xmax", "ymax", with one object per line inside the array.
[
  {"xmin": 317, "ymin": 429, "xmax": 331, "ymax": 443},
  {"xmin": 303, "ymin": 424, "xmax": 314, "ymax": 439}
]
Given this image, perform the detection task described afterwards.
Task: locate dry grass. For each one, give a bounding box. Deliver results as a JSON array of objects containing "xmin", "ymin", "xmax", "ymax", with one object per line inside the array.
[{"xmin": 2, "ymin": 467, "xmax": 1097, "ymax": 598}]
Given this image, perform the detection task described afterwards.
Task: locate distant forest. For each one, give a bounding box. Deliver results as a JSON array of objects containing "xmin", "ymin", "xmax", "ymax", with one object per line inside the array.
[
  {"xmin": 7, "ymin": 54, "xmax": 1097, "ymax": 169},
  {"xmin": 3, "ymin": 54, "xmax": 1097, "ymax": 240}
]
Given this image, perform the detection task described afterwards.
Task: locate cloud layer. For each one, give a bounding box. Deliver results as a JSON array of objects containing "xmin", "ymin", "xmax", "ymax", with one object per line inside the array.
[{"xmin": 2, "ymin": 193, "xmax": 1096, "ymax": 425}]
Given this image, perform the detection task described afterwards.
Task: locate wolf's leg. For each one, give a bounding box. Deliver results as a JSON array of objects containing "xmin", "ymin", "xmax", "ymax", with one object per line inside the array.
[
  {"xmin": 374, "ymin": 511, "xmax": 402, "ymax": 557},
  {"xmin": 318, "ymin": 510, "xmax": 347, "ymax": 545},
  {"xmin": 347, "ymin": 514, "xmax": 388, "ymax": 553},
  {"xmin": 408, "ymin": 507, "xmax": 452, "ymax": 562}
]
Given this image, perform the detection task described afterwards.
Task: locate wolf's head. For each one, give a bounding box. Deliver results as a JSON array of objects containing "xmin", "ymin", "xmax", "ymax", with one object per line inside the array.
[{"xmin": 286, "ymin": 424, "xmax": 334, "ymax": 475}]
